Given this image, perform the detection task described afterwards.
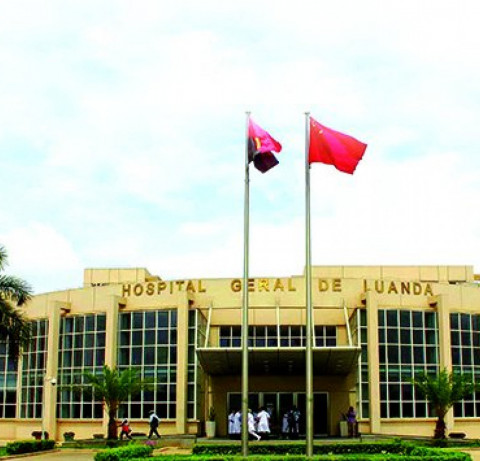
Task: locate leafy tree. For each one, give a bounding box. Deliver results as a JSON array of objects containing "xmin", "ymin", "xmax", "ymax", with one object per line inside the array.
[
  {"xmin": 412, "ymin": 368, "xmax": 480, "ymax": 439},
  {"xmin": 0, "ymin": 245, "xmax": 32, "ymax": 359},
  {"xmin": 81, "ymin": 365, "xmax": 154, "ymax": 439}
]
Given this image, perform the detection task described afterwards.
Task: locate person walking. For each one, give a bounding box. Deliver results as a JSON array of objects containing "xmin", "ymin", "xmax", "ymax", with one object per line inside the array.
[
  {"xmin": 119, "ymin": 418, "xmax": 132, "ymax": 440},
  {"xmin": 256, "ymin": 407, "xmax": 271, "ymax": 439},
  {"xmin": 247, "ymin": 409, "xmax": 261, "ymax": 441},
  {"xmin": 148, "ymin": 409, "xmax": 161, "ymax": 439}
]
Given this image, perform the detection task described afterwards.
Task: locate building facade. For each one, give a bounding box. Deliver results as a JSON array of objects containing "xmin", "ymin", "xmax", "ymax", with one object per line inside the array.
[{"xmin": 1, "ymin": 265, "xmax": 480, "ymax": 441}]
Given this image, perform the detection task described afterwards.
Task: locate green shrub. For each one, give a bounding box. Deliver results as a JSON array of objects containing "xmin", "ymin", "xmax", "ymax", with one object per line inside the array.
[
  {"xmin": 188, "ymin": 442, "xmax": 471, "ymax": 461},
  {"xmin": 192, "ymin": 442, "xmax": 408, "ymax": 456},
  {"xmin": 145, "ymin": 455, "xmax": 471, "ymax": 461},
  {"xmin": 94, "ymin": 444, "xmax": 154, "ymax": 461},
  {"xmin": 6, "ymin": 439, "xmax": 56, "ymax": 455}
]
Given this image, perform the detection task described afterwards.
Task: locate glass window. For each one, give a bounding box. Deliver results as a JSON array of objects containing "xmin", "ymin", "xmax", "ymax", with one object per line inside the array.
[
  {"xmin": 451, "ymin": 313, "xmax": 480, "ymax": 417},
  {"xmin": 20, "ymin": 319, "xmax": 48, "ymax": 418},
  {"xmin": 56, "ymin": 314, "xmax": 106, "ymax": 419},
  {"xmin": 117, "ymin": 309, "xmax": 178, "ymax": 420},
  {"xmin": 377, "ymin": 309, "xmax": 439, "ymax": 420}
]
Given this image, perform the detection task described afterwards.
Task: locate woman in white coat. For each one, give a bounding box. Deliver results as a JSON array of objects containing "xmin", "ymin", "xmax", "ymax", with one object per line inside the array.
[
  {"xmin": 256, "ymin": 407, "xmax": 270, "ymax": 438},
  {"xmin": 233, "ymin": 410, "xmax": 241, "ymax": 439},
  {"xmin": 228, "ymin": 409, "xmax": 236, "ymax": 439},
  {"xmin": 247, "ymin": 409, "xmax": 261, "ymax": 440}
]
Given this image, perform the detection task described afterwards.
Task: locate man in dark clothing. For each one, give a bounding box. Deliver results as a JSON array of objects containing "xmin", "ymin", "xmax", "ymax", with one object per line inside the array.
[{"xmin": 148, "ymin": 410, "xmax": 161, "ymax": 439}]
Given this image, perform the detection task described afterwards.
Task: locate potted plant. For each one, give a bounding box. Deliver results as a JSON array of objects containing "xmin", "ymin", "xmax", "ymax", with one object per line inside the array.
[
  {"xmin": 205, "ymin": 407, "xmax": 216, "ymax": 438},
  {"xmin": 63, "ymin": 431, "xmax": 75, "ymax": 441},
  {"xmin": 31, "ymin": 430, "xmax": 48, "ymax": 440}
]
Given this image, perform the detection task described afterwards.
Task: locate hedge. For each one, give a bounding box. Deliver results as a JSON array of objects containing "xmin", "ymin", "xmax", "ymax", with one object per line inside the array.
[
  {"xmin": 94, "ymin": 444, "xmax": 154, "ymax": 461},
  {"xmin": 6, "ymin": 439, "xmax": 56, "ymax": 455},
  {"xmin": 193, "ymin": 442, "xmax": 407, "ymax": 456},
  {"xmin": 187, "ymin": 442, "xmax": 471, "ymax": 461},
  {"xmin": 140, "ymin": 454, "xmax": 471, "ymax": 461},
  {"xmin": 142, "ymin": 455, "xmax": 471, "ymax": 461}
]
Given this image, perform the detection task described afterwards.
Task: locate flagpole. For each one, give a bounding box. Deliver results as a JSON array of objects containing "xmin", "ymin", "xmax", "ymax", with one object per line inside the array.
[
  {"xmin": 241, "ymin": 111, "xmax": 251, "ymax": 458},
  {"xmin": 305, "ymin": 111, "xmax": 314, "ymax": 458}
]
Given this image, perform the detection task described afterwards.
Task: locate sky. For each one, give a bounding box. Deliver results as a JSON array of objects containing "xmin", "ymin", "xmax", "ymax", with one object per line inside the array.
[{"xmin": 0, "ymin": 1, "xmax": 479, "ymax": 294}]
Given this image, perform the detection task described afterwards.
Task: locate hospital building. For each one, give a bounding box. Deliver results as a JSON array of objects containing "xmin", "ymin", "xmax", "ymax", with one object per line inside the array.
[{"xmin": 1, "ymin": 265, "xmax": 480, "ymax": 441}]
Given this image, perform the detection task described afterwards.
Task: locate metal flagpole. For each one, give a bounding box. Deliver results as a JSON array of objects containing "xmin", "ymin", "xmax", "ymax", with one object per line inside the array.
[
  {"xmin": 241, "ymin": 111, "xmax": 251, "ymax": 458},
  {"xmin": 305, "ymin": 112, "xmax": 314, "ymax": 458}
]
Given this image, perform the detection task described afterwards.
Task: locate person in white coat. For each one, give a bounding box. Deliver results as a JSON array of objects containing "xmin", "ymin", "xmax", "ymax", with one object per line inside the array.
[
  {"xmin": 247, "ymin": 409, "xmax": 261, "ymax": 440},
  {"xmin": 233, "ymin": 410, "xmax": 241, "ymax": 439},
  {"xmin": 228, "ymin": 409, "xmax": 236, "ymax": 439},
  {"xmin": 256, "ymin": 407, "xmax": 270, "ymax": 438},
  {"xmin": 281, "ymin": 410, "xmax": 289, "ymax": 439}
]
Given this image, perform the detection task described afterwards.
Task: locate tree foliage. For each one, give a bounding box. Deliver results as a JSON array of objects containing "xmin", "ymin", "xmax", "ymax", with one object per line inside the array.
[
  {"xmin": 0, "ymin": 245, "xmax": 32, "ymax": 359},
  {"xmin": 412, "ymin": 368, "xmax": 480, "ymax": 439},
  {"xmin": 81, "ymin": 365, "xmax": 154, "ymax": 439}
]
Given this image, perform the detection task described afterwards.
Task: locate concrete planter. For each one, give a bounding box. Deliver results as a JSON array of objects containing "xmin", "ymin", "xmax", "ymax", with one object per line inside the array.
[{"xmin": 205, "ymin": 421, "xmax": 216, "ymax": 438}]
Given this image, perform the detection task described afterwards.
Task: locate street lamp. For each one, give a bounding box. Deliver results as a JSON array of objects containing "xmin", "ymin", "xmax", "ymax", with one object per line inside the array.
[{"xmin": 41, "ymin": 377, "xmax": 56, "ymax": 440}]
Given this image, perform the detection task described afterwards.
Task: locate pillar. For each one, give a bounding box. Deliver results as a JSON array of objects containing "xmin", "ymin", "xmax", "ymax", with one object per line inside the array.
[
  {"xmin": 43, "ymin": 300, "xmax": 67, "ymax": 440},
  {"xmin": 176, "ymin": 296, "xmax": 189, "ymax": 434},
  {"xmin": 435, "ymin": 294, "xmax": 454, "ymax": 430},
  {"xmin": 102, "ymin": 295, "xmax": 123, "ymax": 435},
  {"xmin": 365, "ymin": 291, "xmax": 381, "ymax": 434}
]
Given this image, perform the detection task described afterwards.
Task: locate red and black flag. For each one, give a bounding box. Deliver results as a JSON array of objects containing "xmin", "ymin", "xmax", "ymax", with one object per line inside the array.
[{"xmin": 248, "ymin": 119, "xmax": 282, "ymax": 173}]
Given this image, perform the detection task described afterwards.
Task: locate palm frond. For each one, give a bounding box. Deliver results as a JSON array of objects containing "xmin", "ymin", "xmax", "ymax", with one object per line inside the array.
[
  {"xmin": 81, "ymin": 365, "xmax": 154, "ymax": 414},
  {"xmin": 0, "ymin": 299, "xmax": 32, "ymax": 359},
  {"xmin": 0, "ymin": 246, "xmax": 7, "ymax": 271},
  {"xmin": 0, "ymin": 275, "xmax": 33, "ymax": 305}
]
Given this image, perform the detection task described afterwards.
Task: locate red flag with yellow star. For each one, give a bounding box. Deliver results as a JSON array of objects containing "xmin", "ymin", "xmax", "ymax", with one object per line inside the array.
[{"xmin": 309, "ymin": 117, "xmax": 366, "ymax": 174}]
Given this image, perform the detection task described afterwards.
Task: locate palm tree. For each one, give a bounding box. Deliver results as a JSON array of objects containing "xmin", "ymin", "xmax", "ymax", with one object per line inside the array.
[
  {"xmin": 412, "ymin": 368, "xmax": 480, "ymax": 439},
  {"xmin": 82, "ymin": 365, "xmax": 154, "ymax": 439},
  {"xmin": 0, "ymin": 245, "xmax": 32, "ymax": 359}
]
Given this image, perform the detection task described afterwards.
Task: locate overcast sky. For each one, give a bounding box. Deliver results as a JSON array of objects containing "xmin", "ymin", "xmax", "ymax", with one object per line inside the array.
[{"xmin": 1, "ymin": 1, "xmax": 479, "ymax": 294}]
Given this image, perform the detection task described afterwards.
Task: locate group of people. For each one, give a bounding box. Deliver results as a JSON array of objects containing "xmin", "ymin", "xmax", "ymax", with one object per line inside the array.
[
  {"xmin": 281, "ymin": 407, "xmax": 301, "ymax": 439},
  {"xmin": 228, "ymin": 406, "xmax": 303, "ymax": 440},
  {"xmin": 117, "ymin": 405, "xmax": 357, "ymax": 440},
  {"xmin": 228, "ymin": 407, "xmax": 271, "ymax": 441},
  {"xmin": 118, "ymin": 410, "xmax": 161, "ymax": 440}
]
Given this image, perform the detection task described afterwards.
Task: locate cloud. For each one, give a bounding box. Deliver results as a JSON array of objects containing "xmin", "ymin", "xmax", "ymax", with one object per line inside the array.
[
  {"xmin": 0, "ymin": 0, "xmax": 479, "ymax": 293},
  {"xmin": 0, "ymin": 223, "xmax": 82, "ymax": 293}
]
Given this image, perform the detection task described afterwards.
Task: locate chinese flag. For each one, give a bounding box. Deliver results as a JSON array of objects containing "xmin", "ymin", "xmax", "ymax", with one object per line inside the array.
[
  {"xmin": 248, "ymin": 119, "xmax": 282, "ymax": 173},
  {"xmin": 309, "ymin": 117, "xmax": 367, "ymax": 174}
]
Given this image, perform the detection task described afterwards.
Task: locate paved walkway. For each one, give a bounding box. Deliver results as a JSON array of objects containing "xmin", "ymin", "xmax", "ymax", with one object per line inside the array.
[
  {"xmin": 463, "ymin": 449, "xmax": 480, "ymax": 461},
  {"xmin": 13, "ymin": 447, "xmax": 191, "ymax": 460},
  {"xmin": 14, "ymin": 450, "xmax": 96, "ymax": 460}
]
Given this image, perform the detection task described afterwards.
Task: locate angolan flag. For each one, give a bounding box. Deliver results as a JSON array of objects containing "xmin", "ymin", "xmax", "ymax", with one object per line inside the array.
[{"xmin": 248, "ymin": 118, "xmax": 282, "ymax": 173}]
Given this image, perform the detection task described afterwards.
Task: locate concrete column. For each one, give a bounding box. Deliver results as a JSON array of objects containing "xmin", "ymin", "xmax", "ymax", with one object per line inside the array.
[
  {"xmin": 435, "ymin": 294, "xmax": 454, "ymax": 430},
  {"xmin": 102, "ymin": 295, "xmax": 123, "ymax": 434},
  {"xmin": 104, "ymin": 296, "xmax": 122, "ymax": 368},
  {"xmin": 365, "ymin": 291, "xmax": 381, "ymax": 433},
  {"xmin": 43, "ymin": 300, "xmax": 67, "ymax": 440},
  {"xmin": 176, "ymin": 296, "xmax": 189, "ymax": 434}
]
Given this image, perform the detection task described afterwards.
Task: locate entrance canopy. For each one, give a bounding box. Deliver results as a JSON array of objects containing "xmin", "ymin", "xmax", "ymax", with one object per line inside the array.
[{"xmin": 196, "ymin": 346, "xmax": 360, "ymax": 376}]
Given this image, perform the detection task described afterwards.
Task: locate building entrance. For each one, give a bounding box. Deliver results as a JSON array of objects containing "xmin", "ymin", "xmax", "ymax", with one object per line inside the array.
[{"xmin": 227, "ymin": 392, "xmax": 328, "ymax": 436}]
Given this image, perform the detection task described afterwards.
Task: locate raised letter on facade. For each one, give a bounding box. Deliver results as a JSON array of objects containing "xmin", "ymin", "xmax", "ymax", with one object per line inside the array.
[
  {"xmin": 273, "ymin": 279, "xmax": 285, "ymax": 291},
  {"xmin": 122, "ymin": 284, "xmax": 132, "ymax": 297},
  {"xmin": 231, "ymin": 279, "xmax": 241, "ymax": 292},
  {"xmin": 388, "ymin": 282, "xmax": 398, "ymax": 294}
]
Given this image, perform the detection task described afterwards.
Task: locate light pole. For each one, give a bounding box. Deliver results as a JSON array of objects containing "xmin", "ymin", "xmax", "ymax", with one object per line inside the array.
[{"xmin": 41, "ymin": 377, "xmax": 56, "ymax": 440}]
